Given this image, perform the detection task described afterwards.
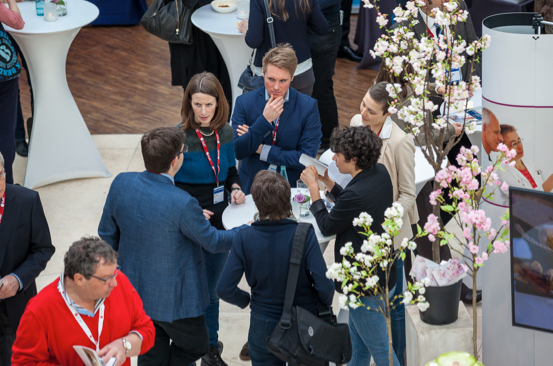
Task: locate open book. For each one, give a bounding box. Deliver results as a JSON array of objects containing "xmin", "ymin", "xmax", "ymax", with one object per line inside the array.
[{"xmin": 73, "ymin": 346, "xmax": 117, "ymax": 366}]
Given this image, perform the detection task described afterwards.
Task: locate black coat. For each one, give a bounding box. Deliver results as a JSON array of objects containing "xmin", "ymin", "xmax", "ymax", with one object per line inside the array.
[
  {"xmin": 310, "ymin": 164, "xmax": 396, "ymax": 296},
  {"xmin": 0, "ymin": 184, "xmax": 55, "ymax": 331},
  {"xmin": 169, "ymin": 0, "xmax": 232, "ymax": 105}
]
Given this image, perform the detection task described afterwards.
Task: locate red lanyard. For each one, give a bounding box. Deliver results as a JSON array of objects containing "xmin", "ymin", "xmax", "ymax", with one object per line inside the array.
[
  {"xmin": 272, "ymin": 117, "xmax": 281, "ymax": 145},
  {"xmin": 427, "ymin": 23, "xmax": 441, "ymax": 38},
  {"xmin": 196, "ymin": 129, "xmax": 220, "ymax": 185},
  {"xmin": 0, "ymin": 194, "xmax": 4, "ymax": 225},
  {"xmin": 377, "ymin": 126, "xmax": 383, "ymax": 137}
]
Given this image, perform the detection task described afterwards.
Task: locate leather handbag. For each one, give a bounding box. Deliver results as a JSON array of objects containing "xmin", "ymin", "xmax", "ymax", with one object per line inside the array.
[
  {"xmin": 140, "ymin": 0, "xmax": 193, "ymax": 45},
  {"xmin": 237, "ymin": 0, "xmax": 276, "ymax": 93},
  {"xmin": 0, "ymin": 24, "xmax": 21, "ymax": 82},
  {"xmin": 266, "ymin": 223, "xmax": 352, "ymax": 366}
]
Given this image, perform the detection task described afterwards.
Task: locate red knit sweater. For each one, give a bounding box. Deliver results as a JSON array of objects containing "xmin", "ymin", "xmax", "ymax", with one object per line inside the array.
[{"xmin": 11, "ymin": 273, "xmax": 155, "ymax": 366}]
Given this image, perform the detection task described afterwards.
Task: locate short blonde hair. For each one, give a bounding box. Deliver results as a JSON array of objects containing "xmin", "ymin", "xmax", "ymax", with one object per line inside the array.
[{"xmin": 262, "ymin": 43, "xmax": 297, "ymax": 77}]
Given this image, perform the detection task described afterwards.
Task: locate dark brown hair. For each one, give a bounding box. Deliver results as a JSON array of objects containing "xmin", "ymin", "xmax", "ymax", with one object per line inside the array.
[
  {"xmin": 269, "ymin": 0, "xmax": 311, "ymax": 22},
  {"xmin": 375, "ymin": 59, "xmax": 412, "ymax": 99},
  {"xmin": 330, "ymin": 126, "xmax": 382, "ymax": 170},
  {"xmin": 141, "ymin": 127, "xmax": 186, "ymax": 173},
  {"xmin": 262, "ymin": 43, "xmax": 298, "ymax": 77},
  {"xmin": 251, "ymin": 170, "xmax": 293, "ymax": 221},
  {"xmin": 181, "ymin": 72, "xmax": 229, "ymax": 131},
  {"xmin": 500, "ymin": 124, "xmax": 516, "ymax": 136},
  {"xmin": 368, "ymin": 81, "xmax": 394, "ymax": 115},
  {"xmin": 64, "ymin": 237, "xmax": 118, "ymax": 280}
]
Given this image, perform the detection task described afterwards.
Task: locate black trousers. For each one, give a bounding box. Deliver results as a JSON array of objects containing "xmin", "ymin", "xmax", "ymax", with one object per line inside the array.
[
  {"xmin": 0, "ymin": 302, "xmax": 16, "ymax": 366},
  {"xmin": 340, "ymin": 0, "xmax": 353, "ymax": 48},
  {"xmin": 0, "ymin": 77, "xmax": 19, "ymax": 185},
  {"xmin": 138, "ymin": 315, "xmax": 210, "ymax": 366},
  {"xmin": 307, "ymin": 19, "xmax": 342, "ymax": 145}
]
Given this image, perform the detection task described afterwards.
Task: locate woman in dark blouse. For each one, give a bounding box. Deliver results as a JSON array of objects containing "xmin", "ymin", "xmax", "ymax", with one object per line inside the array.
[
  {"xmin": 175, "ymin": 72, "xmax": 246, "ymax": 366},
  {"xmin": 301, "ymin": 126, "xmax": 400, "ymax": 366},
  {"xmin": 217, "ymin": 170, "xmax": 334, "ymax": 366}
]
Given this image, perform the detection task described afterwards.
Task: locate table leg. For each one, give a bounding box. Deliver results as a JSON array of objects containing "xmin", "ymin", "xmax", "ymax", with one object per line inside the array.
[
  {"xmin": 208, "ymin": 34, "xmax": 252, "ymax": 116},
  {"xmin": 9, "ymin": 29, "xmax": 111, "ymax": 189}
]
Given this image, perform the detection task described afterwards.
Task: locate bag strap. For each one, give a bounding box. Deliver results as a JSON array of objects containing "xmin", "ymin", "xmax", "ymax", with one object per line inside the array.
[
  {"xmin": 262, "ymin": 0, "xmax": 277, "ymax": 48},
  {"xmin": 280, "ymin": 223, "xmax": 312, "ymax": 328}
]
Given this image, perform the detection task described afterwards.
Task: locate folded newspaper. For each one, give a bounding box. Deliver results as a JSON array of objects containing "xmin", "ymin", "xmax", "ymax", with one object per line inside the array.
[
  {"xmin": 409, "ymin": 256, "xmax": 468, "ymax": 287},
  {"xmin": 73, "ymin": 346, "xmax": 116, "ymax": 366}
]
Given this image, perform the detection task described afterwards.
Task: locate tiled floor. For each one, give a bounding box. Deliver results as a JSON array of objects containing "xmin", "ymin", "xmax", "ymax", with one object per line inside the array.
[{"xmin": 11, "ymin": 134, "xmax": 482, "ymax": 365}]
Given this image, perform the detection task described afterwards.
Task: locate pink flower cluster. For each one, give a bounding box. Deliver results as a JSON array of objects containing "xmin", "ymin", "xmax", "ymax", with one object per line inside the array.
[
  {"xmin": 424, "ymin": 214, "xmax": 440, "ymax": 242},
  {"xmin": 492, "ymin": 240, "xmax": 509, "ymax": 254},
  {"xmin": 461, "ymin": 209, "xmax": 492, "ymax": 232}
]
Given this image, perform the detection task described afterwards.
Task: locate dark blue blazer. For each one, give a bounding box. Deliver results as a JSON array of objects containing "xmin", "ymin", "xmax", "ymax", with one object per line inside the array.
[
  {"xmin": 232, "ymin": 87, "xmax": 322, "ymax": 194},
  {"xmin": 98, "ymin": 171, "xmax": 244, "ymax": 322}
]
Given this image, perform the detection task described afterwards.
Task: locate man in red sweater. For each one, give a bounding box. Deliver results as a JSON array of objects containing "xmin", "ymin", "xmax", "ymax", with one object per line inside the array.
[{"xmin": 11, "ymin": 237, "xmax": 155, "ymax": 366}]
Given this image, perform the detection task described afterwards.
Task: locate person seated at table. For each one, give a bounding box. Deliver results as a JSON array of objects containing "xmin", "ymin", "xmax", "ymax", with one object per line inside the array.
[
  {"xmin": 232, "ymin": 44, "xmax": 322, "ymax": 195},
  {"xmin": 496, "ymin": 124, "xmax": 553, "ymax": 206},
  {"xmin": 216, "ymin": 170, "xmax": 334, "ymax": 366},
  {"xmin": 173, "ymin": 71, "xmax": 246, "ymax": 366},
  {"xmin": 300, "ymin": 126, "xmax": 399, "ymax": 366},
  {"xmin": 237, "ymin": 0, "xmax": 328, "ymax": 96},
  {"xmin": 11, "ymin": 237, "xmax": 156, "ymax": 366}
]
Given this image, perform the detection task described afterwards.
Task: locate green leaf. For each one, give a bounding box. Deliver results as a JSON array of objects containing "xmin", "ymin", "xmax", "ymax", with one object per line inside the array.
[
  {"xmin": 417, "ymin": 224, "xmax": 422, "ymax": 236},
  {"xmin": 441, "ymin": 205, "xmax": 454, "ymax": 212}
]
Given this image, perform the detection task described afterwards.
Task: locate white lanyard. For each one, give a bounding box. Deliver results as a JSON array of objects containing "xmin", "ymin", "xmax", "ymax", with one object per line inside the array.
[{"xmin": 61, "ymin": 293, "xmax": 105, "ymax": 353}]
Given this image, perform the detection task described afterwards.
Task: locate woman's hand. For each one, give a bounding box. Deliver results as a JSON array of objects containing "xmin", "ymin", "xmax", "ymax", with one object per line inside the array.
[
  {"xmin": 231, "ymin": 189, "xmax": 246, "ymax": 205},
  {"xmin": 236, "ymin": 124, "xmax": 249, "ymax": 136},
  {"xmin": 300, "ymin": 166, "xmax": 320, "ymax": 190},
  {"xmin": 319, "ymin": 168, "xmax": 335, "ymax": 191},
  {"xmin": 203, "ymin": 209, "xmax": 214, "ymax": 220},
  {"xmin": 237, "ymin": 19, "xmax": 248, "ymax": 35}
]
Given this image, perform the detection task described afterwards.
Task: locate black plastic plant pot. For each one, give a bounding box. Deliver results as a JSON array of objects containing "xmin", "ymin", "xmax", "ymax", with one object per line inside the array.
[{"xmin": 419, "ymin": 279, "xmax": 463, "ymax": 326}]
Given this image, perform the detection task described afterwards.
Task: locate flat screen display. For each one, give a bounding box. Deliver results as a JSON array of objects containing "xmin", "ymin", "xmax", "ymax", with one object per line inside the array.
[{"xmin": 510, "ymin": 187, "xmax": 553, "ymax": 333}]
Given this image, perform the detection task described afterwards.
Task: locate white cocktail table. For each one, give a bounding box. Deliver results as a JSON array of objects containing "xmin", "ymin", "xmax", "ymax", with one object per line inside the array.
[
  {"xmin": 191, "ymin": 5, "xmax": 252, "ymax": 114},
  {"xmin": 222, "ymin": 188, "xmax": 336, "ymax": 253},
  {"xmin": 5, "ymin": 0, "xmax": 111, "ymax": 189}
]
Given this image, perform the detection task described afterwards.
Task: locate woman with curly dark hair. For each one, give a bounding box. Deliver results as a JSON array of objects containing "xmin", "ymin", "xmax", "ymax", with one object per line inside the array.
[{"xmin": 300, "ymin": 126, "xmax": 400, "ymax": 366}]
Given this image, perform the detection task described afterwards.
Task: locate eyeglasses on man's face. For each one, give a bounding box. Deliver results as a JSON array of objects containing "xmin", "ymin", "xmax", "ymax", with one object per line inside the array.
[
  {"xmin": 175, "ymin": 144, "xmax": 189, "ymax": 158},
  {"xmin": 0, "ymin": 168, "xmax": 5, "ymax": 179},
  {"xmin": 90, "ymin": 265, "xmax": 120, "ymax": 284}
]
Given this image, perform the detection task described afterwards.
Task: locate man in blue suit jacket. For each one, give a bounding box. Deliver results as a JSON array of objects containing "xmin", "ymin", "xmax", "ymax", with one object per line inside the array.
[
  {"xmin": 233, "ymin": 44, "xmax": 322, "ymax": 194},
  {"xmin": 98, "ymin": 127, "xmax": 245, "ymax": 366}
]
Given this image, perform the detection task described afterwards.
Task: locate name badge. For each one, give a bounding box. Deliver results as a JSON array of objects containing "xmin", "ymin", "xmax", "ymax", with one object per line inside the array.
[
  {"xmin": 450, "ymin": 68, "xmax": 461, "ymax": 83},
  {"xmin": 268, "ymin": 164, "xmax": 278, "ymax": 173},
  {"xmin": 213, "ymin": 186, "xmax": 225, "ymax": 205}
]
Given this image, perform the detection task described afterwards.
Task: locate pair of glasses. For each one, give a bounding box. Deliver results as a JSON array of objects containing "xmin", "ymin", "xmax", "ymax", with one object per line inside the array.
[
  {"xmin": 0, "ymin": 170, "xmax": 5, "ymax": 179},
  {"xmin": 510, "ymin": 138, "xmax": 524, "ymax": 149},
  {"xmin": 90, "ymin": 265, "xmax": 120, "ymax": 284},
  {"xmin": 175, "ymin": 144, "xmax": 189, "ymax": 158}
]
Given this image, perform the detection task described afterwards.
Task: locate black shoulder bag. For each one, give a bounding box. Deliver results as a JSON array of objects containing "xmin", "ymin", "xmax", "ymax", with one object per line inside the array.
[
  {"xmin": 140, "ymin": 0, "xmax": 193, "ymax": 45},
  {"xmin": 237, "ymin": 0, "xmax": 276, "ymax": 93},
  {"xmin": 266, "ymin": 223, "xmax": 352, "ymax": 366}
]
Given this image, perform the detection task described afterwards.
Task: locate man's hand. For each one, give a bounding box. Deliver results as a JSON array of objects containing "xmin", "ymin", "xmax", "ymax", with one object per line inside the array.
[
  {"xmin": 256, "ymin": 145, "xmax": 263, "ymax": 154},
  {"xmin": 452, "ymin": 122, "xmax": 463, "ymax": 136},
  {"xmin": 203, "ymin": 209, "xmax": 214, "ymax": 220},
  {"xmin": 231, "ymin": 189, "xmax": 246, "ymax": 205},
  {"xmin": 0, "ymin": 275, "xmax": 19, "ymax": 299},
  {"xmin": 262, "ymin": 95, "xmax": 284, "ymax": 123},
  {"xmin": 98, "ymin": 338, "xmax": 126, "ymax": 366},
  {"xmin": 236, "ymin": 124, "xmax": 249, "ymax": 137}
]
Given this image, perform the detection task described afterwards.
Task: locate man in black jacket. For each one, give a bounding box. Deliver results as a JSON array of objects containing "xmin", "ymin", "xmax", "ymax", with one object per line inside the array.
[{"xmin": 0, "ymin": 152, "xmax": 55, "ymax": 366}]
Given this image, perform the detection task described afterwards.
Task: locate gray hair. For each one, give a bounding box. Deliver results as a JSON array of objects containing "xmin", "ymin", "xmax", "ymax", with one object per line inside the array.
[
  {"xmin": 482, "ymin": 107, "xmax": 493, "ymax": 127},
  {"xmin": 64, "ymin": 237, "xmax": 118, "ymax": 280},
  {"xmin": 0, "ymin": 151, "xmax": 4, "ymax": 169}
]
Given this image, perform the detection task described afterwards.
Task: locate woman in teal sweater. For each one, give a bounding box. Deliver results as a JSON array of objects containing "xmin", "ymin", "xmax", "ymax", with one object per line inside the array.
[{"xmin": 174, "ymin": 72, "xmax": 246, "ymax": 366}]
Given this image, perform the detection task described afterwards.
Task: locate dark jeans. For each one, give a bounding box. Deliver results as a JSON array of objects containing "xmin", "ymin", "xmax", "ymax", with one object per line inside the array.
[
  {"xmin": 0, "ymin": 302, "xmax": 16, "ymax": 366},
  {"xmin": 307, "ymin": 19, "xmax": 341, "ymax": 145},
  {"xmin": 8, "ymin": 34, "xmax": 33, "ymax": 143},
  {"xmin": 138, "ymin": 315, "xmax": 209, "ymax": 366},
  {"xmin": 340, "ymin": 0, "xmax": 354, "ymax": 48},
  {"xmin": 203, "ymin": 249, "xmax": 229, "ymax": 348},
  {"xmin": 0, "ymin": 77, "xmax": 19, "ymax": 185},
  {"xmin": 390, "ymin": 258, "xmax": 405, "ymax": 366},
  {"xmin": 248, "ymin": 313, "xmax": 284, "ymax": 366},
  {"xmin": 290, "ymin": 67, "xmax": 315, "ymax": 97}
]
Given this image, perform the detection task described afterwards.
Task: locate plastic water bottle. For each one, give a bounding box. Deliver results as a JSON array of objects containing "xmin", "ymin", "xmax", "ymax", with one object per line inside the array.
[
  {"xmin": 36, "ymin": 0, "xmax": 45, "ymax": 16},
  {"xmin": 280, "ymin": 165, "xmax": 289, "ymax": 184}
]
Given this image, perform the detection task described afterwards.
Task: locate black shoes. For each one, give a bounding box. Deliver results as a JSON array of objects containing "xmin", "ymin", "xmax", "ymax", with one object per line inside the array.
[
  {"xmin": 16, "ymin": 140, "xmax": 29, "ymax": 157},
  {"xmin": 461, "ymin": 290, "xmax": 482, "ymax": 304},
  {"xmin": 201, "ymin": 342, "xmax": 228, "ymax": 366},
  {"xmin": 239, "ymin": 342, "xmax": 250, "ymax": 361},
  {"xmin": 337, "ymin": 45, "xmax": 363, "ymax": 62}
]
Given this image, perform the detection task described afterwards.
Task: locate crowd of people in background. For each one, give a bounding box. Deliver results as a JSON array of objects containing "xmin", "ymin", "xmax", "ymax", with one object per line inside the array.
[{"xmin": 0, "ymin": 1, "xmax": 495, "ymax": 366}]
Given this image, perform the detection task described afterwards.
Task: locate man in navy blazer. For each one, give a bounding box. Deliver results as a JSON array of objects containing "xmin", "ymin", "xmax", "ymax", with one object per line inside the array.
[
  {"xmin": 232, "ymin": 44, "xmax": 322, "ymax": 194},
  {"xmin": 98, "ymin": 127, "xmax": 245, "ymax": 366}
]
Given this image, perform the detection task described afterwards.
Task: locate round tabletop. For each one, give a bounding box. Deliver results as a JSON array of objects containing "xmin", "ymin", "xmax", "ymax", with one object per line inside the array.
[
  {"xmin": 191, "ymin": 4, "xmax": 244, "ymax": 37},
  {"xmin": 4, "ymin": 0, "xmax": 99, "ymax": 34},
  {"xmin": 222, "ymin": 188, "xmax": 336, "ymax": 245}
]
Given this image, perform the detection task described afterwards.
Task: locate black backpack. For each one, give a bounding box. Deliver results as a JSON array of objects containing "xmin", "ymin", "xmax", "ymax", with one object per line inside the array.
[{"xmin": 266, "ymin": 223, "xmax": 352, "ymax": 366}]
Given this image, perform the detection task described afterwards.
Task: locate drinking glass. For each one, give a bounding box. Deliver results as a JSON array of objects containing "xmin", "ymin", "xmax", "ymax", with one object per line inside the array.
[{"xmin": 295, "ymin": 180, "xmax": 310, "ymax": 217}]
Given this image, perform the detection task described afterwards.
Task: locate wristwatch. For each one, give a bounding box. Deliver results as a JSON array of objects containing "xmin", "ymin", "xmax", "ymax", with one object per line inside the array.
[{"xmin": 122, "ymin": 338, "xmax": 131, "ymax": 356}]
